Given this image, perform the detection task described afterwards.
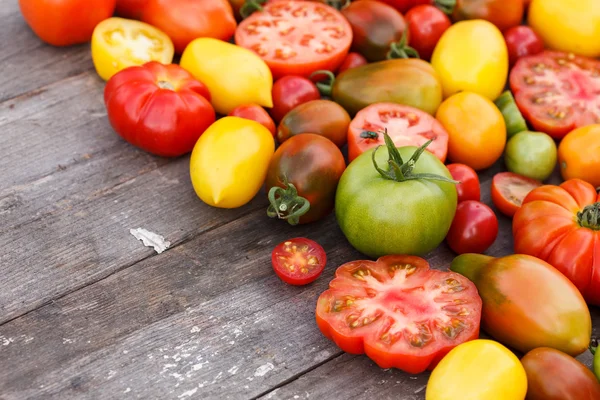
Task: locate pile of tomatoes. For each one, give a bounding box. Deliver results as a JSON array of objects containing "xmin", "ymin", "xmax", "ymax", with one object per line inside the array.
[{"xmin": 19, "ymin": 0, "xmax": 600, "ymax": 398}]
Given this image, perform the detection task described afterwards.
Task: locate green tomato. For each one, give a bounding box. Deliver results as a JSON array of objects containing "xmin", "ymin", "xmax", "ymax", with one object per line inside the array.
[
  {"xmin": 335, "ymin": 137, "xmax": 457, "ymax": 258},
  {"xmin": 592, "ymin": 341, "xmax": 600, "ymax": 382},
  {"xmin": 504, "ymin": 131, "xmax": 557, "ymax": 181}
]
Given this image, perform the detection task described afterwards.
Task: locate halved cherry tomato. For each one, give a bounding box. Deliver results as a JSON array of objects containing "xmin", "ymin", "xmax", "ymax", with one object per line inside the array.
[
  {"xmin": 229, "ymin": 104, "xmax": 276, "ymax": 136},
  {"xmin": 115, "ymin": 0, "xmax": 148, "ymax": 19},
  {"xmin": 316, "ymin": 255, "xmax": 482, "ymax": 374},
  {"xmin": 234, "ymin": 1, "xmax": 353, "ymax": 79},
  {"xmin": 503, "ymin": 25, "xmax": 544, "ymax": 68},
  {"xmin": 446, "ymin": 200, "xmax": 498, "ymax": 254},
  {"xmin": 446, "ymin": 164, "xmax": 480, "ymax": 203},
  {"xmin": 270, "ymin": 75, "xmax": 321, "ymax": 123},
  {"xmin": 271, "ymin": 237, "xmax": 326, "ymax": 285},
  {"xmin": 452, "ymin": 0, "xmax": 524, "ymax": 32},
  {"xmin": 337, "ymin": 52, "xmax": 368, "ymax": 74},
  {"xmin": 347, "ymin": 103, "xmax": 449, "ymax": 163},
  {"xmin": 490, "ymin": 172, "xmax": 542, "ymax": 218},
  {"xmin": 510, "ymin": 51, "xmax": 600, "ymax": 139},
  {"xmin": 405, "ymin": 5, "xmax": 451, "ymax": 61}
]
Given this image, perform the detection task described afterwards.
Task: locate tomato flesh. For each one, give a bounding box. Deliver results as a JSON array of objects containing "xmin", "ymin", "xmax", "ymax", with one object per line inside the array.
[
  {"xmin": 271, "ymin": 238, "xmax": 326, "ymax": 285},
  {"xmin": 348, "ymin": 103, "xmax": 449, "ymax": 163},
  {"xmin": 491, "ymin": 172, "xmax": 543, "ymax": 218},
  {"xmin": 510, "ymin": 51, "xmax": 600, "ymax": 139}
]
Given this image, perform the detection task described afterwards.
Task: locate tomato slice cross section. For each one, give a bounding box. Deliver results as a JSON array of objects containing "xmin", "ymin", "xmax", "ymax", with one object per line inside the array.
[
  {"xmin": 271, "ymin": 238, "xmax": 326, "ymax": 285},
  {"xmin": 491, "ymin": 172, "xmax": 543, "ymax": 218}
]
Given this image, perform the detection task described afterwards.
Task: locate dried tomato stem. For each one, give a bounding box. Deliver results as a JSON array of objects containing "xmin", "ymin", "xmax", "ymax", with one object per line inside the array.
[
  {"xmin": 267, "ymin": 181, "xmax": 310, "ymax": 226},
  {"xmin": 434, "ymin": 0, "xmax": 456, "ymax": 15},
  {"xmin": 311, "ymin": 70, "xmax": 335, "ymax": 97},
  {"xmin": 240, "ymin": 0, "xmax": 267, "ymax": 19},
  {"xmin": 578, "ymin": 202, "xmax": 600, "ymax": 230}
]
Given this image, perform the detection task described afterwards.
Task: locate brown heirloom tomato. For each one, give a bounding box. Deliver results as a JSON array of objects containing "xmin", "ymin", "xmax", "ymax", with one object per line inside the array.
[
  {"xmin": 450, "ymin": 253, "xmax": 592, "ymax": 357},
  {"xmin": 452, "ymin": 0, "xmax": 524, "ymax": 32},
  {"xmin": 265, "ymin": 134, "xmax": 346, "ymax": 225}
]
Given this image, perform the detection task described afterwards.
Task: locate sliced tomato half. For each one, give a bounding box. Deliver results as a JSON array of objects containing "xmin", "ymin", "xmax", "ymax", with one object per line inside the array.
[
  {"xmin": 316, "ymin": 255, "xmax": 482, "ymax": 374},
  {"xmin": 347, "ymin": 103, "xmax": 449, "ymax": 163},
  {"xmin": 490, "ymin": 172, "xmax": 543, "ymax": 218},
  {"xmin": 272, "ymin": 237, "xmax": 326, "ymax": 285},
  {"xmin": 509, "ymin": 50, "xmax": 600, "ymax": 139},
  {"xmin": 234, "ymin": 1, "xmax": 352, "ymax": 79}
]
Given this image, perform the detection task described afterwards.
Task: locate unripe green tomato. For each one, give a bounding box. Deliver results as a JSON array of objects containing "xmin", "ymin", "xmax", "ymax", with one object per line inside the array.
[{"xmin": 504, "ymin": 131, "xmax": 557, "ymax": 181}]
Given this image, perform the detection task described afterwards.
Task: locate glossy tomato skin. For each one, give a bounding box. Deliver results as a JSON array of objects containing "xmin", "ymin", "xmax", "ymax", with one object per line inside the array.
[
  {"xmin": 558, "ymin": 125, "xmax": 600, "ymax": 188},
  {"xmin": 446, "ymin": 201, "xmax": 498, "ymax": 254},
  {"xmin": 270, "ymin": 76, "xmax": 321, "ymax": 124},
  {"xmin": 271, "ymin": 238, "xmax": 326, "ymax": 285},
  {"xmin": 503, "ymin": 25, "xmax": 544, "ymax": 67},
  {"xmin": 316, "ymin": 255, "xmax": 482, "ymax": 374},
  {"xmin": 332, "ymin": 58, "xmax": 443, "ymax": 116},
  {"xmin": 104, "ymin": 61, "xmax": 215, "ymax": 158},
  {"xmin": 521, "ymin": 347, "xmax": 600, "ymax": 400},
  {"xmin": 491, "ymin": 172, "xmax": 542, "ymax": 218},
  {"xmin": 341, "ymin": 0, "xmax": 407, "ymax": 62},
  {"xmin": 452, "ymin": 0, "xmax": 523, "ymax": 32},
  {"xmin": 142, "ymin": 0, "xmax": 236, "ymax": 54},
  {"xmin": 376, "ymin": 0, "xmax": 431, "ymax": 13},
  {"xmin": 266, "ymin": 134, "xmax": 346, "ymax": 224},
  {"xmin": 229, "ymin": 104, "xmax": 276, "ymax": 136},
  {"xmin": 337, "ymin": 52, "xmax": 368, "ymax": 74},
  {"xmin": 446, "ymin": 164, "xmax": 480, "ymax": 203},
  {"xmin": 405, "ymin": 5, "xmax": 451, "ymax": 61},
  {"xmin": 277, "ymin": 100, "xmax": 350, "ymax": 147},
  {"xmin": 115, "ymin": 0, "xmax": 148, "ymax": 19},
  {"xmin": 451, "ymin": 253, "xmax": 592, "ymax": 356},
  {"xmin": 514, "ymin": 179, "xmax": 600, "ymax": 305}
]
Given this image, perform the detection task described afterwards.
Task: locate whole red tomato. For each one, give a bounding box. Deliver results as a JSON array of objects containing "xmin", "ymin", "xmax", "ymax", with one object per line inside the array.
[
  {"xmin": 446, "ymin": 200, "xmax": 498, "ymax": 254},
  {"xmin": 142, "ymin": 0, "xmax": 236, "ymax": 54},
  {"xmin": 504, "ymin": 26, "xmax": 544, "ymax": 67},
  {"xmin": 452, "ymin": 0, "xmax": 524, "ymax": 32},
  {"xmin": 405, "ymin": 5, "xmax": 452, "ymax": 61},
  {"xmin": 104, "ymin": 61, "xmax": 215, "ymax": 157},
  {"xmin": 376, "ymin": 0, "xmax": 454, "ymax": 14},
  {"xmin": 229, "ymin": 104, "xmax": 276, "ymax": 136},
  {"xmin": 19, "ymin": 0, "xmax": 116, "ymax": 46},
  {"xmin": 115, "ymin": 0, "xmax": 148, "ymax": 19},
  {"xmin": 446, "ymin": 163, "xmax": 480, "ymax": 203},
  {"xmin": 337, "ymin": 52, "xmax": 368, "ymax": 74},
  {"xmin": 270, "ymin": 76, "xmax": 321, "ymax": 123}
]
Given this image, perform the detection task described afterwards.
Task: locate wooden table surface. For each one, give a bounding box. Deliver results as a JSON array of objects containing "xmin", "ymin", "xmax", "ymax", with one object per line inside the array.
[{"xmin": 1, "ymin": 4, "xmax": 599, "ymax": 399}]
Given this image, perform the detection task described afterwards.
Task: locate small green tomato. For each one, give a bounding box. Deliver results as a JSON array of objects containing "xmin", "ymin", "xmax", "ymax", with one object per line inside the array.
[{"xmin": 504, "ymin": 131, "xmax": 557, "ymax": 181}]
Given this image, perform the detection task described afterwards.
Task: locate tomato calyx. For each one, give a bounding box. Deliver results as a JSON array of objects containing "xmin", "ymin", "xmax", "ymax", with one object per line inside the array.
[
  {"xmin": 157, "ymin": 81, "xmax": 175, "ymax": 91},
  {"xmin": 372, "ymin": 130, "xmax": 458, "ymax": 184},
  {"xmin": 434, "ymin": 0, "xmax": 456, "ymax": 15},
  {"xmin": 267, "ymin": 178, "xmax": 310, "ymax": 226},
  {"xmin": 578, "ymin": 202, "xmax": 600, "ymax": 230},
  {"xmin": 240, "ymin": 0, "xmax": 267, "ymax": 19},
  {"xmin": 386, "ymin": 30, "xmax": 420, "ymax": 60},
  {"xmin": 311, "ymin": 70, "xmax": 335, "ymax": 97}
]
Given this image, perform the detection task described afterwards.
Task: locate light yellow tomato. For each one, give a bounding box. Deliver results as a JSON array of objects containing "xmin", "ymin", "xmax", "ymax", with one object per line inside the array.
[
  {"xmin": 431, "ymin": 20, "xmax": 508, "ymax": 101},
  {"xmin": 91, "ymin": 17, "xmax": 174, "ymax": 81},
  {"xmin": 190, "ymin": 117, "xmax": 275, "ymax": 209},
  {"xmin": 426, "ymin": 339, "xmax": 527, "ymax": 400},
  {"xmin": 529, "ymin": 0, "xmax": 600, "ymax": 58},
  {"xmin": 180, "ymin": 38, "xmax": 273, "ymax": 115}
]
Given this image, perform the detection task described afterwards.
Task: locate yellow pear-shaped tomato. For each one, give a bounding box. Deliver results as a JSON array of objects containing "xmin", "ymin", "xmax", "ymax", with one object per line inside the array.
[
  {"xmin": 529, "ymin": 0, "xmax": 600, "ymax": 58},
  {"xmin": 189, "ymin": 117, "xmax": 275, "ymax": 208},
  {"xmin": 180, "ymin": 38, "xmax": 273, "ymax": 115},
  {"xmin": 431, "ymin": 20, "xmax": 508, "ymax": 101},
  {"xmin": 426, "ymin": 340, "xmax": 528, "ymax": 400}
]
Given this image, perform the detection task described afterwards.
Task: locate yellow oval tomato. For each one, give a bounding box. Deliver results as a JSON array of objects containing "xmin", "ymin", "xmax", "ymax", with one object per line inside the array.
[
  {"xmin": 436, "ymin": 91, "xmax": 506, "ymax": 170},
  {"xmin": 426, "ymin": 339, "xmax": 528, "ymax": 400},
  {"xmin": 190, "ymin": 116, "xmax": 275, "ymax": 209},
  {"xmin": 431, "ymin": 20, "xmax": 508, "ymax": 101},
  {"xmin": 529, "ymin": 0, "xmax": 600, "ymax": 58},
  {"xmin": 180, "ymin": 38, "xmax": 273, "ymax": 115},
  {"xmin": 91, "ymin": 17, "xmax": 174, "ymax": 81},
  {"xmin": 558, "ymin": 124, "xmax": 600, "ymax": 187}
]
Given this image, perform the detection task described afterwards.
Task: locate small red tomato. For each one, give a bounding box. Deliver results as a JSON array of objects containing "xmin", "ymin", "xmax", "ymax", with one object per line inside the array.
[
  {"xmin": 504, "ymin": 25, "xmax": 544, "ymax": 67},
  {"xmin": 446, "ymin": 200, "xmax": 499, "ymax": 254},
  {"xmin": 405, "ymin": 5, "xmax": 452, "ymax": 61},
  {"xmin": 337, "ymin": 52, "xmax": 368, "ymax": 74},
  {"xmin": 446, "ymin": 163, "xmax": 481, "ymax": 203},
  {"xmin": 228, "ymin": 104, "xmax": 276, "ymax": 136},
  {"xmin": 271, "ymin": 237, "xmax": 326, "ymax": 286},
  {"xmin": 270, "ymin": 76, "xmax": 321, "ymax": 123},
  {"xmin": 491, "ymin": 172, "xmax": 542, "ymax": 218}
]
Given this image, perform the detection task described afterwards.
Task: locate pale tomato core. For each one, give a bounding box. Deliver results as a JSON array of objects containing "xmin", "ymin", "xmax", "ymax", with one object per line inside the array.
[
  {"xmin": 103, "ymin": 27, "xmax": 167, "ymax": 63},
  {"xmin": 276, "ymin": 240, "xmax": 321, "ymax": 275}
]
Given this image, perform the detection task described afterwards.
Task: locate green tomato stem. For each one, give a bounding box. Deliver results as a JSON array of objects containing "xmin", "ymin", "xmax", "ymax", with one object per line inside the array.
[
  {"xmin": 311, "ymin": 70, "xmax": 335, "ymax": 97},
  {"xmin": 386, "ymin": 30, "xmax": 420, "ymax": 60},
  {"xmin": 266, "ymin": 181, "xmax": 310, "ymax": 226},
  {"xmin": 321, "ymin": 0, "xmax": 351, "ymax": 10},
  {"xmin": 434, "ymin": 0, "xmax": 456, "ymax": 15},
  {"xmin": 578, "ymin": 202, "xmax": 600, "ymax": 230},
  {"xmin": 240, "ymin": 0, "xmax": 267, "ymax": 19}
]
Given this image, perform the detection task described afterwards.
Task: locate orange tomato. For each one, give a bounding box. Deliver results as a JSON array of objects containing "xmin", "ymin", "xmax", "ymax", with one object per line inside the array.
[
  {"xmin": 558, "ymin": 124, "xmax": 600, "ymax": 187},
  {"xmin": 436, "ymin": 91, "xmax": 506, "ymax": 170}
]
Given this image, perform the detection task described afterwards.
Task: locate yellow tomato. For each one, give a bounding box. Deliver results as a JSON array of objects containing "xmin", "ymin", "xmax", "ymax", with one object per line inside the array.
[
  {"xmin": 190, "ymin": 117, "xmax": 275, "ymax": 209},
  {"xmin": 180, "ymin": 38, "xmax": 273, "ymax": 115},
  {"xmin": 426, "ymin": 340, "xmax": 528, "ymax": 400},
  {"xmin": 431, "ymin": 20, "xmax": 508, "ymax": 101},
  {"xmin": 436, "ymin": 91, "xmax": 506, "ymax": 170},
  {"xmin": 91, "ymin": 17, "xmax": 174, "ymax": 81},
  {"xmin": 529, "ymin": 0, "xmax": 600, "ymax": 58},
  {"xmin": 558, "ymin": 124, "xmax": 600, "ymax": 187}
]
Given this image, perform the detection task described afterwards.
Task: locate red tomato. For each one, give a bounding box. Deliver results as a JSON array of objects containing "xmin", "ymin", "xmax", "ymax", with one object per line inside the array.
[
  {"xmin": 491, "ymin": 172, "xmax": 542, "ymax": 218},
  {"xmin": 316, "ymin": 255, "xmax": 482, "ymax": 374},
  {"xmin": 504, "ymin": 25, "xmax": 544, "ymax": 67},
  {"xmin": 19, "ymin": 0, "xmax": 116, "ymax": 46},
  {"xmin": 347, "ymin": 103, "xmax": 449, "ymax": 163},
  {"xmin": 115, "ymin": 0, "xmax": 148, "ymax": 19},
  {"xmin": 104, "ymin": 61, "xmax": 215, "ymax": 157},
  {"xmin": 229, "ymin": 104, "xmax": 276, "ymax": 136},
  {"xmin": 142, "ymin": 0, "xmax": 236, "ymax": 54},
  {"xmin": 446, "ymin": 200, "xmax": 498, "ymax": 254},
  {"xmin": 376, "ymin": 0, "xmax": 442, "ymax": 14},
  {"xmin": 337, "ymin": 52, "xmax": 368, "ymax": 74},
  {"xmin": 235, "ymin": 1, "xmax": 353, "ymax": 79},
  {"xmin": 446, "ymin": 164, "xmax": 480, "ymax": 203},
  {"xmin": 271, "ymin": 237, "xmax": 326, "ymax": 285},
  {"xmin": 405, "ymin": 5, "xmax": 451, "ymax": 61},
  {"xmin": 510, "ymin": 51, "xmax": 600, "ymax": 139},
  {"xmin": 270, "ymin": 76, "xmax": 321, "ymax": 123}
]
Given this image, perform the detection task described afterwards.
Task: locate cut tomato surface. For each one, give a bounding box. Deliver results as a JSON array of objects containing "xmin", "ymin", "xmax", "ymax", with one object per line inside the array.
[
  {"xmin": 271, "ymin": 238, "xmax": 326, "ymax": 286},
  {"xmin": 234, "ymin": 1, "xmax": 352, "ymax": 79},
  {"xmin": 347, "ymin": 103, "xmax": 449, "ymax": 163},
  {"xmin": 316, "ymin": 255, "xmax": 482, "ymax": 374},
  {"xmin": 491, "ymin": 172, "xmax": 543, "ymax": 218},
  {"xmin": 510, "ymin": 51, "xmax": 600, "ymax": 139}
]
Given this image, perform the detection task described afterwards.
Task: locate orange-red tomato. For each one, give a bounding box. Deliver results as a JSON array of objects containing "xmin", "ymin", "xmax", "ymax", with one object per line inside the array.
[
  {"xmin": 452, "ymin": 0, "xmax": 524, "ymax": 32},
  {"xmin": 229, "ymin": 104, "xmax": 276, "ymax": 137}
]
